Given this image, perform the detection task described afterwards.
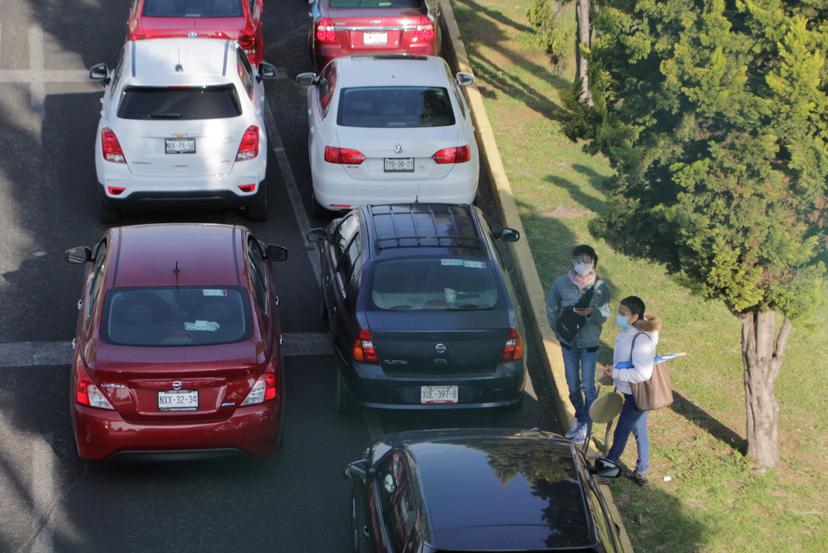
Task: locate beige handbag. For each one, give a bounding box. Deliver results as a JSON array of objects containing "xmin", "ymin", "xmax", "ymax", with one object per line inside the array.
[{"xmin": 629, "ymin": 334, "xmax": 673, "ymax": 411}]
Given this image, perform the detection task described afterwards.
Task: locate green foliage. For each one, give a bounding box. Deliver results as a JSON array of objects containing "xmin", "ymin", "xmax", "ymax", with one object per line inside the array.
[
  {"xmin": 527, "ymin": 0, "xmax": 574, "ymax": 69},
  {"xmin": 578, "ymin": 0, "xmax": 828, "ymax": 318}
]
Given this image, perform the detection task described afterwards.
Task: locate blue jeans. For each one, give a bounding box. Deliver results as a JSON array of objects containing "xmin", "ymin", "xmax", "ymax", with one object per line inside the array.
[
  {"xmin": 607, "ymin": 393, "xmax": 649, "ymax": 474},
  {"xmin": 562, "ymin": 346, "xmax": 598, "ymax": 425}
]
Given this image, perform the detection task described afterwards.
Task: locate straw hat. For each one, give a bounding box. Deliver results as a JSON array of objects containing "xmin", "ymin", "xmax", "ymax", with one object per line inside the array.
[{"xmin": 589, "ymin": 392, "xmax": 624, "ymax": 423}]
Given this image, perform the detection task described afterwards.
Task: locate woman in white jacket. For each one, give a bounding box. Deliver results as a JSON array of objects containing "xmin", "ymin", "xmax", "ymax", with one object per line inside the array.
[{"xmin": 602, "ymin": 296, "xmax": 661, "ymax": 486}]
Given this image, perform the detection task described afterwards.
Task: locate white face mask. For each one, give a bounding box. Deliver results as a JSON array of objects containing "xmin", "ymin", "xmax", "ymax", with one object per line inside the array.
[{"xmin": 573, "ymin": 262, "xmax": 593, "ymax": 276}]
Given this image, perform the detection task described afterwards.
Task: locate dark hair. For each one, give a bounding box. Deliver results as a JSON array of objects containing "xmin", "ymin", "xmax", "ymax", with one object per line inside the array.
[
  {"xmin": 620, "ymin": 296, "xmax": 646, "ymax": 321},
  {"xmin": 572, "ymin": 244, "xmax": 598, "ymax": 265}
]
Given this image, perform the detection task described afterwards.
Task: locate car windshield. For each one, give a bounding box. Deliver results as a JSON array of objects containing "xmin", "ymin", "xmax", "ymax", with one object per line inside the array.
[
  {"xmin": 142, "ymin": 0, "xmax": 243, "ymax": 18},
  {"xmin": 371, "ymin": 258, "xmax": 499, "ymax": 311},
  {"xmin": 329, "ymin": 0, "xmax": 422, "ymax": 7},
  {"xmin": 338, "ymin": 87, "xmax": 455, "ymax": 128},
  {"xmin": 104, "ymin": 287, "xmax": 250, "ymax": 346},
  {"xmin": 117, "ymin": 85, "xmax": 242, "ymax": 120}
]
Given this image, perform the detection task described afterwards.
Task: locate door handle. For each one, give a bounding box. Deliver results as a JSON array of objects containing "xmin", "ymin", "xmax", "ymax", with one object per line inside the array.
[
  {"xmin": 362, "ymin": 525, "xmax": 370, "ymax": 539},
  {"xmin": 71, "ymin": 338, "xmax": 77, "ymax": 351},
  {"xmin": 77, "ymin": 299, "xmax": 83, "ymax": 311},
  {"xmin": 273, "ymin": 295, "xmax": 280, "ymax": 307}
]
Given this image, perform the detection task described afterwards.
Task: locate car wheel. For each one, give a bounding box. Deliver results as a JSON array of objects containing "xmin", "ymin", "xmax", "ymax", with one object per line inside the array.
[
  {"xmin": 244, "ymin": 184, "xmax": 269, "ymax": 221},
  {"xmin": 335, "ymin": 365, "xmax": 359, "ymax": 415},
  {"xmin": 97, "ymin": 189, "xmax": 120, "ymax": 224}
]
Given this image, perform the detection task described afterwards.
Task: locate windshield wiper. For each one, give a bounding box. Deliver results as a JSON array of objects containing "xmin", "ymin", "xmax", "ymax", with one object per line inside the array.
[{"xmin": 148, "ymin": 112, "xmax": 182, "ymax": 119}]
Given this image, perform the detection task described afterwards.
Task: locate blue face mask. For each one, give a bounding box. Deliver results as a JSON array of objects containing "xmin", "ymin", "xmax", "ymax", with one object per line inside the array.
[{"xmin": 615, "ymin": 314, "xmax": 630, "ymax": 330}]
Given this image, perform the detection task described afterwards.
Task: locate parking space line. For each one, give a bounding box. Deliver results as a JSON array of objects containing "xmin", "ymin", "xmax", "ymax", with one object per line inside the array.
[
  {"xmin": 28, "ymin": 434, "xmax": 55, "ymax": 553},
  {"xmin": 28, "ymin": 25, "xmax": 45, "ymax": 125},
  {"xmin": 0, "ymin": 333, "xmax": 332, "ymax": 368}
]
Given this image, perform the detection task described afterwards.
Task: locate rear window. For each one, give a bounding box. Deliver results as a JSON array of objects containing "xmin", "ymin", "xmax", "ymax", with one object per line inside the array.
[
  {"xmin": 117, "ymin": 85, "xmax": 242, "ymax": 120},
  {"xmin": 338, "ymin": 87, "xmax": 455, "ymax": 128},
  {"xmin": 329, "ymin": 0, "xmax": 422, "ymax": 7},
  {"xmin": 142, "ymin": 0, "xmax": 243, "ymax": 18},
  {"xmin": 104, "ymin": 287, "xmax": 250, "ymax": 346},
  {"xmin": 371, "ymin": 258, "xmax": 499, "ymax": 311}
]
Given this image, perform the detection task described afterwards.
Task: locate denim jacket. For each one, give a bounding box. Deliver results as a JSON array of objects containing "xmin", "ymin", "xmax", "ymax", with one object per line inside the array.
[{"xmin": 546, "ymin": 274, "xmax": 610, "ymax": 349}]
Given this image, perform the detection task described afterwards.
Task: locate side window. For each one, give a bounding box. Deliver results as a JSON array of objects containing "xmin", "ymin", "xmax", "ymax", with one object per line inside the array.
[
  {"xmin": 318, "ymin": 63, "xmax": 337, "ymax": 115},
  {"xmin": 337, "ymin": 234, "xmax": 361, "ymax": 287},
  {"xmin": 332, "ymin": 214, "xmax": 359, "ymax": 261},
  {"xmin": 86, "ymin": 241, "xmax": 108, "ymax": 317},
  {"xmin": 237, "ymin": 50, "xmax": 254, "ymax": 98},
  {"xmin": 247, "ymin": 238, "xmax": 268, "ymax": 311},
  {"xmin": 110, "ymin": 46, "xmax": 126, "ymax": 91},
  {"xmin": 376, "ymin": 451, "xmax": 416, "ymax": 553}
]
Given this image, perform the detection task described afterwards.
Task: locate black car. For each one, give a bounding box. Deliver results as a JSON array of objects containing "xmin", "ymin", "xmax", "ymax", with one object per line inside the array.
[
  {"xmin": 307, "ymin": 204, "xmax": 526, "ymax": 412},
  {"xmin": 344, "ymin": 428, "xmax": 627, "ymax": 553}
]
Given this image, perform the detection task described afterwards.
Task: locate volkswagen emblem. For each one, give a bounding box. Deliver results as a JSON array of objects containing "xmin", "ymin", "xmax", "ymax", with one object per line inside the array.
[
  {"xmin": 393, "ymin": 143, "xmax": 404, "ymax": 154},
  {"xmin": 172, "ymin": 380, "xmax": 182, "ymax": 391},
  {"xmin": 188, "ymin": 31, "xmax": 198, "ymax": 38},
  {"xmin": 434, "ymin": 343, "xmax": 447, "ymax": 355}
]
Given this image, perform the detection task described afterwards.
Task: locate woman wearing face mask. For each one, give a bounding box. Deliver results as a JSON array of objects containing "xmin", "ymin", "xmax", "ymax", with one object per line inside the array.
[
  {"xmin": 602, "ymin": 296, "xmax": 661, "ymax": 486},
  {"xmin": 546, "ymin": 245, "xmax": 611, "ymax": 444}
]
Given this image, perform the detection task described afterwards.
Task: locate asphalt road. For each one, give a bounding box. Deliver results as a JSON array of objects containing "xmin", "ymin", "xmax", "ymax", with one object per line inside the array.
[{"xmin": 0, "ymin": 1, "xmax": 560, "ymax": 551}]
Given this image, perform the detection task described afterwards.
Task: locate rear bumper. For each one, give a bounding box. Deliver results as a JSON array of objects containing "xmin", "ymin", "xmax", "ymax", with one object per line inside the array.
[
  {"xmin": 342, "ymin": 356, "xmax": 526, "ymax": 410},
  {"xmin": 99, "ymin": 182, "xmax": 265, "ymax": 210},
  {"xmin": 315, "ymin": 42, "xmax": 437, "ymax": 70},
  {"xmin": 73, "ymin": 400, "xmax": 282, "ymax": 461}
]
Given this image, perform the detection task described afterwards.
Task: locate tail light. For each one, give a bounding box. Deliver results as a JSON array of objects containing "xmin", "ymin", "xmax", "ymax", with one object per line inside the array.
[
  {"xmin": 107, "ymin": 186, "xmax": 125, "ymax": 196},
  {"xmin": 353, "ymin": 329, "xmax": 378, "ymax": 363},
  {"xmin": 325, "ymin": 146, "xmax": 366, "ymax": 165},
  {"xmin": 101, "ymin": 128, "xmax": 126, "ymax": 163},
  {"xmin": 236, "ymin": 125, "xmax": 259, "ymax": 161},
  {"xmin": 75, "ymin": 357, "xmax": 114, "ymax": 410},
  {"xmin": 238, "ymin": 183, "xmax": 256, "ymax": 193},
  {"xmin": 415, "ymin": 16, "xmax": 435, "ymax": 42},
  {"xmin": 241, "ymin": 370, "xmax": 278, "ymax": 406},
  {"xmin": 432, "ymin": 145, "xmax": 470, "ymax": 164},
  {"xmin": 316, "ymin": 18, "xmax": 337, "ymax": 44},
  {"xmin": 500, "ymin": 328, "xmax": 524, "ymax": 362},
  {"xmin": 238, "ymin": 34, "xmax": 257, "ymax": 54}
]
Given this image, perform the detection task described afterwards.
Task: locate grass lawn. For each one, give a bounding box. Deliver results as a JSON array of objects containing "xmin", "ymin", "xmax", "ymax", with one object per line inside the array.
[{"xmin": 450, "ymin": 0, "xmax": 828, "ymax": 550}]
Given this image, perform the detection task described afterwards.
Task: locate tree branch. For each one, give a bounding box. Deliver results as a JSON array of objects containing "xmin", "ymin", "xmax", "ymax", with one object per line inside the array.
[{"xmin": 771, "ymin": 317, "xmax": 793, "ymax": 381}]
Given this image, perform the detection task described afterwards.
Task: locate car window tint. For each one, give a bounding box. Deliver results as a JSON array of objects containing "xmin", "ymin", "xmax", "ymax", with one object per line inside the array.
[
  {"xmin": 371, "ymin": 258, "xmax": 500, "ymax": 311},
  {"xmin": 142, "ymin": 0, "xmax": 243, "ymax": 17},
  {"xmin": 333, "ymin": 214, "xmax": 359, "ymax": 259},
  {"xmin": 247, "ymin": 239, "xmax": 268, "ymax": 310},
  {"xmin": 330, "ymin": 0, "xmax": 422, "ymax": 7},
  {"xmin": 395, "ymin": 484, "xmax": 416, "ymax": 551},
  {"xmin": 237, "ymin": 50, "xmax": 254, "ymax": 98},
  {"xmin": 87, "ymin": 241, "xmax": 108, "ymax": 317},
  {"xmin": 338, "ymin": 87, "xmax": 455, "ymax": 128},
  {"xmin": 377, "ymin": 452, "xmax": 406, "ymax": 553},
  {"xmin": 318, "ymin": 64, "xmax": 337, "ymax": 115},
  {"xmin": 104, "ymin": 286, "xmax": 250, "ymax": 346},
  {"xmin": 117, "ymin": 85, "xmax": 242, "ymax": 120},
  {"xmin": 337, "ymin": 234, "xmax": 361, "ymax": 286}
]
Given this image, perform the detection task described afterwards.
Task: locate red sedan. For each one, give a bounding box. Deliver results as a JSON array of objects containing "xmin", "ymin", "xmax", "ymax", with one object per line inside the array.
[
  {"xmin": 127, "ymin": 0, "xmax": 266, "ymax": 65},
  {"xmin": 66, "ymin": 224, "xmax": 288, "ymax": 461},
  {"xmin": 309, "ymin": 0, "xmax": 442, "ymax": 70}
]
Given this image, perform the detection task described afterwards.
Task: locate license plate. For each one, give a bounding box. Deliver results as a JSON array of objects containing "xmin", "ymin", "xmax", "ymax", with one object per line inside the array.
[
  {"xmin": 158, "ymin": 390, "xmax": 198, "ymax": 411},
  {"xmin": 384, "ymin": 158, "xmax": 414, "ymax": 172},
  {"xmin": 420, "ymin": 385, "xmax": 458, "ymax": 404},
  {"xmin": 363, "ymin": 32, "xmax": 388, "ymax": 45},
  {"xmin": 165, "ymin": 138, "xmax": 195, "ymax": 154}
]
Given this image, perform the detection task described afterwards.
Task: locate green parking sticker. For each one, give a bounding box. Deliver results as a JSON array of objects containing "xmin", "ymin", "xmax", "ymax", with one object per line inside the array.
[{"xmin": 441, "ymin": 259, "xmax": 464, "ymax": 266}]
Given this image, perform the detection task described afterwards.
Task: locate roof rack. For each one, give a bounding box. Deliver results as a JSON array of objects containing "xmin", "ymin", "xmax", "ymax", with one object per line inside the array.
[{"xmin": 369, "ymin": 204, "xmax": 483, "ymax": 251}]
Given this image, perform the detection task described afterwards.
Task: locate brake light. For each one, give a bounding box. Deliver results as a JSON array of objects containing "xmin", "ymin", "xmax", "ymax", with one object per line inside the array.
[
  {"xmin": 238, "ymin": 34, "xmax": 257, "ymax": 54},
  {"xmin": 415, "ymin": 16, "xmax": 435, "ymax": 42},
  {"xmin": 500, "ymin": 328, "xmax": 524, "ymax": 362},
  {"xmin": 353, "ymin": 329, "xmax": 378, "ymax": 363},
  {"xmin": 325, "ymin": 146, "xmax": 366, "ymax": 165},
  {"xmin": 75, "ymin": 357, "xmax": 114, "ymax": 410},
  {"xmin": 238, "ymin": 183, "xmax": 256, "ymax": 193},
  {"xmin": 316, "ymin": 18, "xmax": 337, "ymax": 44},
  {"xmin": 107, "ymin": 186, "xmax": 125, "ymax": 196},
  {"xmin": 241, "ymin": 370, "xmax": 278, "ymax": 406},
  {"xmin": 101, "ymin": 128, "xmax": 126, "ymax": 163},
  {"xmin": 236, "ymin": 125, "xmax": 259, "ymax": 161},
  {"xmin": 432, "ymin": 145, "xmax": 470, "ymax": 164}
]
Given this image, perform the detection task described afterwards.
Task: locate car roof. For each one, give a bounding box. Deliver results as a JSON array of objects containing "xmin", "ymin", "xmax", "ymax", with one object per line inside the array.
[
  {"xmin": 398, "ymin": 429, "xmax": 593, "ymax": 551},
  {"xmin": 363, "ymin": 204, "xmax": 484, "ymax": 257},
  {"xmin": 112, "ymin": 224, "xmax": 243, "ymax": 288},
  {"xmin": 332, "ymin": 55, "xmax": 449, "ymax": 89},
  {"xmin": 127, "ymin": 38, "xmax": 237, "ymax": 87}
]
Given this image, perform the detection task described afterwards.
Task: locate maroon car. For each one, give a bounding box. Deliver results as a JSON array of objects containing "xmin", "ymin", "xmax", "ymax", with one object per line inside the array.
[
  {"xmin": 66, "ymin": 224, "xmax": 288, "ymax": 461},
  {"xmin": 309, "ymin": 0, "xmax": 442, "ymax": 70}
]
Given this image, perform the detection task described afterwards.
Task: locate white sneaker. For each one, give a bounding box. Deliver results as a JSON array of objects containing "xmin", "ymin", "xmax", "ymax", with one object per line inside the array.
[
  {"xmin": 564, "ymin": 421, "xmax": 582, "ymax": 439},
  {"xmin": 571, "ymin": 423, "xmax": 589, "ymax": 445}
]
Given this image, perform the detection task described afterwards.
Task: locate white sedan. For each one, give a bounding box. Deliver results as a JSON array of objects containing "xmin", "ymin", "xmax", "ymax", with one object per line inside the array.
[
  {"xmin": 89, "ymin": 38, "xmax": 278, "ymax": 222},
  {"xmin": 296, "ymin": 55, "xmax": 479, "ymax": 216}
]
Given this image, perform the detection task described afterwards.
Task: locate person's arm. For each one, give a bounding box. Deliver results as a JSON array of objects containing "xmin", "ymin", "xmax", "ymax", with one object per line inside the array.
[
  {"xmin": 546, "ymin": 281, "xmax": 561, "ymax": 331},
  {"xmin": 613, "ymin": 334, "xmax": 655, "ymax": 383}
]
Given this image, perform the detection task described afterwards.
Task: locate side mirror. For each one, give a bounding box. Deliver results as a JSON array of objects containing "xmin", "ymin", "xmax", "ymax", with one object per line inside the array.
[
  {"xmin": 455, "ymin": 72, "xmax": 475, "ymax": 87},
  {"xmin": 306, "ymin": 227, "xmax": 328, "ymax": 243},
  {"xmin": 265, "ymin": 244, "xmax": 288, "ymax": 262},
  {"xmin": 343, "ymin": 459, "xmax": 371, "ymax": 480},
  {"xmin": 296, "ymin": 72, "xmax": 318, "ymax": 87},
  {"xmin": 88, "ymin": 63, "xmax": 110, "ymax": 85},
  {"xmin": 495, "ymin": 227, "xmax": 520, "ymax": 242},
  {"xmin": 590, "ymin": 457, "xmax": 621, "ymax": 479},
  {"xmin": 66, "ymin": 246, "xmax": 93, "ymax": 264},
  {"xmin": 258, "ymin": 61, "xmax": 278, "ymax": 81}
]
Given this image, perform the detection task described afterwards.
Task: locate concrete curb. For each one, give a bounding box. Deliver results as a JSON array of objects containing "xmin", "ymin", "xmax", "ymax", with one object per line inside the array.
[{"xmin": 438, "ymin": 2, "xmax": 634, "ymax": 550}]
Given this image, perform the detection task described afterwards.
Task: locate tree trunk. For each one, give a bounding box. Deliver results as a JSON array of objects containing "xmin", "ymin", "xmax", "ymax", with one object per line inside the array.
[
  {"xmin": 740, "ymin": 310, "xmax": 792, "ymax": 469},
  {"xmin": 575, "ymin": 0, "xmax": 593, "ymax": 106}
]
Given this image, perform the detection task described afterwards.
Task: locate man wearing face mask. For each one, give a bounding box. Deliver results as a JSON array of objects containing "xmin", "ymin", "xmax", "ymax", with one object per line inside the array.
[{"xmin": 546, "ymin": 245, "xmax": 611, "ymax": 444}]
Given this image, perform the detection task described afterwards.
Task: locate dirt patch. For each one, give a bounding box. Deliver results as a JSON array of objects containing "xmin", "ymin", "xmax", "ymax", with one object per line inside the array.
[{"xmin": 544, "ymin": 205, "xmax": 590, "ymax": 219}]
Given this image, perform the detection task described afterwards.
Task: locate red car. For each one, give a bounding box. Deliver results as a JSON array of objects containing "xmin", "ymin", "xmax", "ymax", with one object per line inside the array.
[
  {"xmin": 309, "ymin": 0, "xmax": 442, "ymax": 70},
  {"xmin": 66, "ymin": 224, "xmax": 288, "ymax": 461},
  {"xmin": 127, "ymin": 0, "xmax": 266, "ymax": 65}
]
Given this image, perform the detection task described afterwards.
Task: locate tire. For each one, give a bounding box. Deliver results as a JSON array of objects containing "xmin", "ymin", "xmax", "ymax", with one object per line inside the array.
[
  {"xmin": 97, "ymin": 190, "xmax": 121, "ymax": 224},
  {"xmin": 335, "ymin": 365, "xmax": 359, "ymax": 415},
  {"xmin": 243, "ymin": 184, "xmax": 269, "ymax": 221}
]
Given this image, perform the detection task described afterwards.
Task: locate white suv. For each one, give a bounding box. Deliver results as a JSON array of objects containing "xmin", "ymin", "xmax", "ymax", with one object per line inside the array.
[
  {"xmin": 89, "ymin": 38, "xmax": 278, "ymax": 222},
  {"xmin": 296, "ymin": 55, "xmax": 479, "ymax": 217}
]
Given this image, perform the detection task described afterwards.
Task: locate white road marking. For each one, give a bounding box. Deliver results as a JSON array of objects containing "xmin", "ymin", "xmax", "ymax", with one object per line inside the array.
[
  {"xmin": 27, "ymin": 25, "xmax": 45, "ymax": 125},
  {"xmin": 28, "ymin": 435, "xmax": 54, "ymax": 553},
  {"xmin": 0, "ymin": 333, "xmax": 332, "ymax": 368}
]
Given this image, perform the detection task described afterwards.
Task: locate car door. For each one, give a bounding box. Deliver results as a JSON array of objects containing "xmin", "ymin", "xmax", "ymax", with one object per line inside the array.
[
  {"xmin": 369, "ymin": 450, "xmax": 419, "ymax": 553},
  {"xmin": 328, "ymin": 215, "xmax": 363, "ymax": 360},
  {"xmin": 309, "ymin": 62, "xmax": 337, "ymax": 168},
  {"xmin": 577, "ymin": 452, "xmax": 626, "ymax": 552},
  {"xmin": 248, "ymin": 0, "xmax": 264, "ymax": 64},
  {"xmin": 100, "ymin": 46, "xmax": 126, "ymax": 119},
  {"xmin": 237, "ymin": 47, "xmax": 265, "ymax": 126},
  {"xmin": 247, "ymin": 237, "xmax": 275, "ymax": 360}
]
